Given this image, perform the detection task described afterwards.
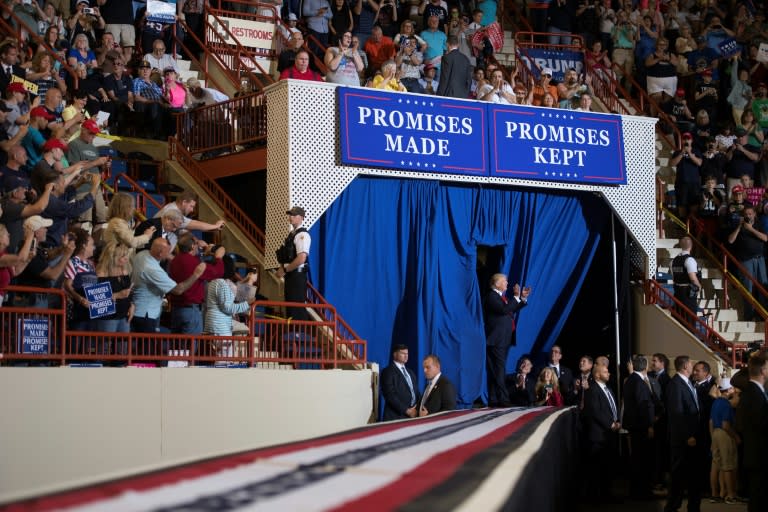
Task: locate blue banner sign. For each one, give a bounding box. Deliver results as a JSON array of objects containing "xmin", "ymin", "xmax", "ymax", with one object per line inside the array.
[
  {"xmin": 84, "ymin": 281, "xmax": 116, "ymax": 320},
  {"xmin": 490, "ymin": 105, "xmax": 626, "ymax": 184},
  {"xmin": 338, "ymin": 88, "xmax": 487, "ymax": 176},
  {"xmin": 17, "ymin": 318, "xmax": 49, "ymax": 354},
  {"xmin": 517, "ymin": 49, "xmax": 584, "ymax": 82},
  {"xmin": 337, "ymin": 88, "xmax": 628, "ymax": 186}
]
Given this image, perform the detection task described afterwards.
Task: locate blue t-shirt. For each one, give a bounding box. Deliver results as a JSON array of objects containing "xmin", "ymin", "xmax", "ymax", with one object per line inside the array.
[
  {"xmin": 21, "ymin": 127, "xmax": 45, "ymax": 170},
  {"xmin": 710, "ymin": 396, "xmax": 734, "ymax": 429}
]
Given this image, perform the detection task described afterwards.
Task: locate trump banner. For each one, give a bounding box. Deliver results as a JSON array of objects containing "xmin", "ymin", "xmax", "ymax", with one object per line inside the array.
[
  {"xmin": 338, "ymin": 88, "xmax": 487, "ymax": 176},
  {"xmin": 337, "ymin": 88, "xmax": 627, "ymax": 185},
  {"xmin": 489, "ymin": 105, "xmax": 626, "ymax": 185}
]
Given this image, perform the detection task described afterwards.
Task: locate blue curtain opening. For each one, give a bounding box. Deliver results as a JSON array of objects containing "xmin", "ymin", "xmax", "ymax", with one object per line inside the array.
[{"xmin": 309, "ymin": 176, "xmax": 608, "ymax": 407}]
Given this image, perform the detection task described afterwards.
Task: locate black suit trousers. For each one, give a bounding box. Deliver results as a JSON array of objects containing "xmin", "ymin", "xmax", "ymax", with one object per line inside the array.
[
  {"xmin": 486, "ymin": 343, "xmax": 510, "ymax": 405},
  {"xmin": 665, "ymin": 443, "xmax": 704, "ymax": 512}
]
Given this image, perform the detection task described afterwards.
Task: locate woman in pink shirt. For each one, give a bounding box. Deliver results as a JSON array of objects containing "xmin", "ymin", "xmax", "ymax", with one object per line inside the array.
[{"xmin": 163, "ymin": 67, "xmax": 187, "ymax": 136}]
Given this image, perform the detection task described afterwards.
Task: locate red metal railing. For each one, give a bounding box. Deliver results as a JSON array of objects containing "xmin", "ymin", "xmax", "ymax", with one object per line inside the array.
[
  {"xmin": 204, "ymin": 11, "xmax": 276, "ymax": 91},
  {"xmin": 171, "ymin": 18, "xmax": 238, "ymax": 93},
  {"xmin": 500, "ymin": 0, "xmax": 533, "ymax": 33},
  {"xmin": 1, "ymin": 287, "xmax": 366, "ymax": 367},
  {"xmin": 645, "ymin": 279, "xmax": 748, "ymax": 368},
  {"xmin": 175, "ymin": 91, "xmax": 267, "ymax": 155},
  {"xmin": 306, "ymin": 283, "xmax": 368, "ymax": 365},
  {"xmin": 656, "ymin": 198, "xmax": 768, "ymax": 343},
  {"xmin": 168, "ymin": 136, "xmax": 266, "ymax": 252}
]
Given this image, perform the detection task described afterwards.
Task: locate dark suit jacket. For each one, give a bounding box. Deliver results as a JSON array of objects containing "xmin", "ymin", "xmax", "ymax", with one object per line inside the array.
[
  {"xmin": 736, "ymin": 381, "xmax": 768, "ymax": 470},
  {"xmin": 583, "ymin": 383, "xmax": 618, "ymax": 444},
  {"xmin": 381, "ymin": 362, "xmax": 419, "ymax": 421},
  {"xmin": 0, "ymin": 64, "xmax": 26, "ymax": 93},
  {"xmin": 506, "ymin": 372, "xmax": 536, "ymax": 406},
  {"xmin": 484, "ymin": 290, "xmax": 526, "ymax": 347},
  {"xmin": 436, "ymin": 48, "xmax": 472, "ymax": 99},
  {"xmin": 133, "ymin": 217, "xmax": 163, "ymax": 251},
  {"xmin": 622, "ymin": 372, "xmax": 655, "ymax": 431},
  {"xmin": 421, "ymin": 374, "xmax": 457, "ymax": 414},
  {"xmin": 666, "ymin": 374, "xmax": 701, "ymax": 446}
]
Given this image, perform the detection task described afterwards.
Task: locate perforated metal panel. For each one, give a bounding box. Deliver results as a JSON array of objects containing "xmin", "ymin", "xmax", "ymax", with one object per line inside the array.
[{"xmin": 265, "ymin": 80, "xmax": 658, "ymax": 276}]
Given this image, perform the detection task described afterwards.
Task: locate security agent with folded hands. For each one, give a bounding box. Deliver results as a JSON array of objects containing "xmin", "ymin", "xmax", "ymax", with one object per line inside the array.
[{"xmin": 276, "ymin": 206, "xmax": 311, "ymax": 320}]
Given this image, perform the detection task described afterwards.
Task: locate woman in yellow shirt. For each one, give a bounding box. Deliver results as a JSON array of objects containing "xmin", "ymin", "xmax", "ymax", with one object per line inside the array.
[{"xmin": 369, "ymin": 60, "xmax": 406, "ymax": 92}]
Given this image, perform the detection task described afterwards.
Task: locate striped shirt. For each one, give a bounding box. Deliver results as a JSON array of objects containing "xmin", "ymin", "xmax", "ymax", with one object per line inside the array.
[{"xmin": 204, "ymin": 279, "xmax": 250, "ymax": 336}]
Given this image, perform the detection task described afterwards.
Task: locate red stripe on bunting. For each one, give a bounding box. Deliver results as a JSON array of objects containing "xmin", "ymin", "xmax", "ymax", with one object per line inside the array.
[
  {"xmin": 329, "ymin": 409, "xmax": 549, "ymax": 512},
  {"xmin": 1, "ymin": 410, "xmax": 475, "ymax": 512}
]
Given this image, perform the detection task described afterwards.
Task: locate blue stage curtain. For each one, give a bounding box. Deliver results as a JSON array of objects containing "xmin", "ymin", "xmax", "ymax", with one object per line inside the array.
[{"xmin": 310, "ymin": 176, "xmax": 606, "ymax": 407}]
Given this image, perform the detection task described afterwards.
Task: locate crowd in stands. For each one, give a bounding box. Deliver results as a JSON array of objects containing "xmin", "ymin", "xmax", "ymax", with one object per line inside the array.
[{"xmin": 0, "ymin": 1, "xmax": 234, "ymax": 140}]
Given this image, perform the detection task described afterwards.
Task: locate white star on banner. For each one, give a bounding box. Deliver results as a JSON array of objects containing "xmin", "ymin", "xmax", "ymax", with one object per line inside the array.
[
  {"xmin": 406, "ymin": 99, "xmax": 411, "ymax": 104},
  {"xmin": 409, "ymin": 161, "xmax": 413, "ymax": 165},
  {"xmin": 398, "ymin": 99, "xmax": 403, "ymax": 103},
  {"xmin": 432, "ymin": 164, "xmax": 437, "ymax": 168},
  {"xmin": 416, "ymin": 162, "xmax": 421, "ymax": 167},
  {"xmin": 401, "ymin": 161, "xmax": 405, "ymax": 165}
]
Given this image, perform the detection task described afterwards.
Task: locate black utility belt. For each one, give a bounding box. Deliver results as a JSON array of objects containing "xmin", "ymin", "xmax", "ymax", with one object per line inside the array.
[{"xmin": 288, "ymin": 267, "xmax": 309, "ymax": 273}]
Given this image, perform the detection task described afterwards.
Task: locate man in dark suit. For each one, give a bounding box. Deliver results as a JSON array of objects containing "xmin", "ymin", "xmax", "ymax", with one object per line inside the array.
[
  {"xmin": 436, "ymin": 35, "xmax": 472, "ymax": 99},
  {"xmin": 484, "ymin": 274, "xmax": 530, "ymax": 407},
  {"xmin": 380, "ymin": 344, "xmax": 420, "ymax": 421},
  {"xmin": 0, "ymin": 44, "xmax": 26, "ymax": 93},
  {"xmin": 735, "ymin": 351, "xmax": 768, "ymax": 512},
  {"xmin": 664, "ymin": 355, "xmax": 704, "ymax": 512},
  {"xmin": 650, "ymin": 352, "xmax": 670, "ymax": 488},
  {"xmin": 547, "ymin": 344, "xmax": 575, "ymax": 403},
  {"xmin": 692, "ymin": 360, "xmax": 715, "ymax": 494},
  {"xmin": 419, "ymin": 354, "xmax": 457, "ymax": 416},
  {"xmin": 582, "ymin": 362, "xmax": 621, "ymax": 501},
  {"xmin": 623, "ymin": 354, "xmax": 656, "ymax": 499},
  {"xmin": 133, "ymin": 209, "xmax": 183, "ymax": 253}
]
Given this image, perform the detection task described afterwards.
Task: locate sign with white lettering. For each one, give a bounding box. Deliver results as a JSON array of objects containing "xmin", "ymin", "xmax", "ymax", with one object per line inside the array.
[
  {"xmin": 207, "ymin": 15, "xmax": 276, "ymax": 51},
  {"xmin": 489, "ymin": 105, "xmax": 626, "ymax": 184},
  {"xmin": 84, "ymin": 281, "xmax": 116, "ymax": 320},
  {"xmin": 337, "ymin": 88, "xmax": 487, "ymax": 176},
  {"xmin": 517, "ymin": 49, "xmax": 584, "ymax": 82},
  {"xmin": 718, "ymin": 37, "xmax": 740, "ymax": 59},
  {"xmin": 18, "ymin": 318, "xmax": 49, "ymax": 354},
  {"xmin": 147, "ymin": 0, "xmax": 176, "ymax": 23}
]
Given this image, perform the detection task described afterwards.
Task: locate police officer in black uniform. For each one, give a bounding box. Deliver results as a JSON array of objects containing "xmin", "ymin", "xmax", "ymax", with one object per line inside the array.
[
  {"xmin": 276, "ymin": 206, "xmax": 311, "ymax": 320},
  {"xmin": 671, "ymin": 235, "xmax": 702, "ymax": 321}
]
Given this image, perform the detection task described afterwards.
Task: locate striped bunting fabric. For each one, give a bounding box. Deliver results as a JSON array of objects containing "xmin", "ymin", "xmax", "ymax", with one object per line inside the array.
[{"xmin": 3, "ymin": 407, "xmax": 577, "ymax": 512}]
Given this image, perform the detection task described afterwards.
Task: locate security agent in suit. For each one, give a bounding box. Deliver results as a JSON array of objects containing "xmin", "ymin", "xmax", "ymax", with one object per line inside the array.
[
  {"xmin": 547, "ymin": 345, "xmax": 575, "ymax": 403},
  {"xmin": 664, "ymin": 355, "xmax": 705, "ymax": 512},
  {"xmin": 623, "ymin": 354, "xmax": 656, "ymax": 499},
  {"xmin": 419, "ymin": 354, "xmax": 457, "ymax": 416},
  {"xmin": 381, "ymin": 344, "xmax": 420, "ymax": 421},
  {"xmin": 484, "ymin": 274, "xmax": 530, "ymax": 407},
  {"xmin": 436, "ymin": 35, "xmax": 472, "ymax": 99},
  {"xmin": 582, "ymin": 363, "xmax": 621, "ymax": 501},
  {"xmin": 735, "ymin": 351, "xmax": 768, "ymax": 512}
]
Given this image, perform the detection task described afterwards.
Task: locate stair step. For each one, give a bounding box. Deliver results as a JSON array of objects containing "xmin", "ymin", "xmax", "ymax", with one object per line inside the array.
[
  {"xmin": 656, "ymin": 238, "xmax": 680, "ymax": 249},
  {"xmin": 178, "ymin": 69, "xmax": 199, "ymax": 82},
  {"xmin": 176, "ymin": 58, "xmax": 191, "ymax": 71},
  {"xmin": 719, "ymin": 331, "xmax": 765, "ymax": 342},
  {"xmin": 714, "ymin": 321, "xmax": 765, "ymax": 333}
]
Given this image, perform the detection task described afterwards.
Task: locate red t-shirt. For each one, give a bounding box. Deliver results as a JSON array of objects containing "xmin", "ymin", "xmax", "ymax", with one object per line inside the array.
[
  {"xmin": 0, "ymin": 251, "xmax": 13, "ymax": 302},
  {"xmin": 168, "ymin": 252, "xmax": 224, "ymax": 306},
  {"xmin": 279, "ymin": 67, "xmax": 324, "ymax": 82}
]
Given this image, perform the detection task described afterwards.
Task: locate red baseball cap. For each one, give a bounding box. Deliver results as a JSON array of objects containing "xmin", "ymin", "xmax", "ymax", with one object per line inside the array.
[
  {"xmin": 732, "ymin": 185, "xmax": 745, "ymax": 193},
  {"xmin": 42, "ymin": 138, "xmax": 68, "ymax": 152},
  {"xmin": 81, "ymin": 118, "xmax": 100, "ymax": 134},
  {"xmin": 7, "ymin": 82, "xmax": 25, "ymax": 94},
  {"xmin": 682, "ymin": 132, "xmax": 693, "ymax": 140},
  {"xmin": 30, "ymin": 106, "xmax": 54, "ymax": 120},
  {"xmin": 675, "ymin": 88, "xmax": 685, "ymax": 97}
]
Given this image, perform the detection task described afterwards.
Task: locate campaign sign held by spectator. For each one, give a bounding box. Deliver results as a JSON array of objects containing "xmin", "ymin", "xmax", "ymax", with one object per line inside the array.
[
  {"xmin": 338, "ymin": 87, "xmax": 487, "ymax": 176},
  {"xmin": 517, "ymin": 49, "xmax": 584, "ymax": 82},
  {"xmin": 718, "ymin": 38, "xmax": 741, "ymax": 59},
  {"xmin": 84, "ymin": 281, "xmax": 116, "ymax": 320},
  {"xmin": 490, "ymin": 106, "xmax": 627, "ymax": 185},
  {"xmin": 17, "ymin": 318, "xmax": 49, "ymax": 354}
]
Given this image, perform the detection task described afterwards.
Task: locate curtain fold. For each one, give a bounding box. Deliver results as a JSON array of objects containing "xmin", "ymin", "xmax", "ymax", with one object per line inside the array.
[{"xmin": 310, "ymin": 177, "xmax": 607, "ymax": 407}]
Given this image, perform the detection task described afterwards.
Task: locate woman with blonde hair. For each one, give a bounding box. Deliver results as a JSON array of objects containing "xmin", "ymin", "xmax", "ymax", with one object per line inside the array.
[
  {"xmin": 27, "ymin": 51, "xmax": 67, "ymax": 97},
  {"xmin": 534, "ymin": 367, "xmax": 564, "ymax": 406},
  {"xmin": 100, "ymin": 192, "xmax": 156, "ymax": 256},
  {"xmin": 369, "ymin": 60, "xmax": 407, "ymax": 92},
  {"xmin": 67, "ymin": 33, "xmax": 97, "ymax": 74},
  {"xmin": 93, "ymin": 242, "xmax": 134, "ymax": 335}
]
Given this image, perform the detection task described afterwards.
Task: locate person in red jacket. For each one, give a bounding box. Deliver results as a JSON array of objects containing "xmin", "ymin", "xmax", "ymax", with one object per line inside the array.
[{"xmin": 279, "ymin": 50, "xmax": 324, "ymax": 81}]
